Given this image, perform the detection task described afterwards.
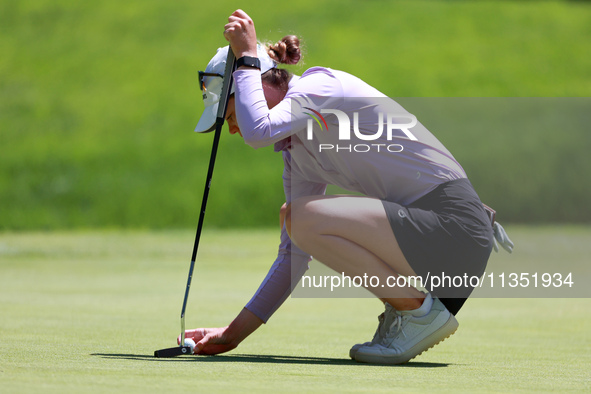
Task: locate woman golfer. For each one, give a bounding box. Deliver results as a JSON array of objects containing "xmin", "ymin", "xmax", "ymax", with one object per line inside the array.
[{"xmin": 184, "ymin": 10, "xmax": 508, "ymax": 364}]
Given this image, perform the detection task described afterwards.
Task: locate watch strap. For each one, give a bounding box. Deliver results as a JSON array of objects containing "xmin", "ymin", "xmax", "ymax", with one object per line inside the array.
[{"xmin": 236, "ymin": 56, "xmax": 261, "ymax": 69}]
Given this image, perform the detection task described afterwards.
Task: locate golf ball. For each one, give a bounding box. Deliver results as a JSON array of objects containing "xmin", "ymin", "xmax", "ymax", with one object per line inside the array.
[{"xmin": 184, "ymin": 338, "xmax": 196, "ymax": 350}]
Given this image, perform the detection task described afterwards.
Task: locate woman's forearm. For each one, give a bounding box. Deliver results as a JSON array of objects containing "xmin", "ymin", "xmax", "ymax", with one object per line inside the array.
[{"xmin": 226, "ymin": 307, "xmax": 264, "ymax": 345}]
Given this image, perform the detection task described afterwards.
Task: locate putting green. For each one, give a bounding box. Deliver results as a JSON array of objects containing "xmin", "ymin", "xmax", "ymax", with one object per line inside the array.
[{"xmin": 0, "ymin": 228, "xmax": 589, "ymax": 393}]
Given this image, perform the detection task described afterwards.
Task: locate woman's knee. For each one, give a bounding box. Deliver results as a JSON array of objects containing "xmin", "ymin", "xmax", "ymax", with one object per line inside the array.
[{"xmin": 286, "ymin": 196, "xmax": 327, "ymax": 244}]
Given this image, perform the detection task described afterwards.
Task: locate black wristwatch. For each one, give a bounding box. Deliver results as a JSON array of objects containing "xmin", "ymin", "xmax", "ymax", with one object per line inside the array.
[{"xmin": 236, "ymin": 56, "xmax": 261, "ymax": 69}]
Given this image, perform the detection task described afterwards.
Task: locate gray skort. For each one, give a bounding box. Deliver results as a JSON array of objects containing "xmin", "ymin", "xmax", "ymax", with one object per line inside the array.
[{"xmin": 382, "ymin": 178, "xmax": 494, "ymax": 315}]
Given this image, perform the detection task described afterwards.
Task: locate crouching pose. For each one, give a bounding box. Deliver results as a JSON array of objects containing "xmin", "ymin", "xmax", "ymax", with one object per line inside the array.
[{"xmin": 184, "ymin": 9, "xmax": 512, "ymax": 364}]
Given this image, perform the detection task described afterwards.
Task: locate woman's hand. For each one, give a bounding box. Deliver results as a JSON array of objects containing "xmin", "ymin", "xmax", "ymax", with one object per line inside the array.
[
  {"xmin": 178, "ymin": 327, "xmax": 237, "ymax": 355},
  {"xmin": 223, "ymin": 9, "xmax": 258, "ymax": 59},
  {"xmin": 178, "ymin": 307, "xmax": 264, "ymax": 355}
]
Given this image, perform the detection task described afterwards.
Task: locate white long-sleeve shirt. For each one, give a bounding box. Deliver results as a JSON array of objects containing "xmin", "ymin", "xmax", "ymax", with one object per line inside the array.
[{"xmin": 236, "ymin": 67, "xmax": 466, "ymax": 322}]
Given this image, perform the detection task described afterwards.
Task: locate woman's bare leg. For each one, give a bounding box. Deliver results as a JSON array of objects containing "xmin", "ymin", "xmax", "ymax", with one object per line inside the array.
[{"xmin": 286, "ymin": 195, "xmax": 425, "ymax": 311}]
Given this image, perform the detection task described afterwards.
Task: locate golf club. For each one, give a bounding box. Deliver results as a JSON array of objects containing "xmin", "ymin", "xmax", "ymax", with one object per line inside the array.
[{"xmin": 154, "ymin": 48, "xmax": 236, "ymax": 358}]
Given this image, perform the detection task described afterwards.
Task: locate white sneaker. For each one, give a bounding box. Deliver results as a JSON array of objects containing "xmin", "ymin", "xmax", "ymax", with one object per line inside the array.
[
  {"xmin": 354, "ymin": 297, "xmax": 458, "ymax": 364},
  {"xmin": 349, "ymin": 303, "xmax": 395, "ymax": 359}
]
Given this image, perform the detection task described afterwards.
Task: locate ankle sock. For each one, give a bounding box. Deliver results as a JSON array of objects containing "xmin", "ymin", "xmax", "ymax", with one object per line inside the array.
[{"xmin": 405, "ymin": 293, "xmax": 433, "ymax": 317}]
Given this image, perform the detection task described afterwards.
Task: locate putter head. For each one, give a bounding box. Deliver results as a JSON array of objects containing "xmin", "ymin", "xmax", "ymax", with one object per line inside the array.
[{"xmin": 154, "ymin": 346, "xmax": 193, "ymax": 358}]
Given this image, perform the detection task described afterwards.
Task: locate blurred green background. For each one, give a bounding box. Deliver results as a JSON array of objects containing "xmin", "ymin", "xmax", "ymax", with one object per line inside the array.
[{"xmin": 1, "ymin": 0, "xmax": 590, "ymax": 230}]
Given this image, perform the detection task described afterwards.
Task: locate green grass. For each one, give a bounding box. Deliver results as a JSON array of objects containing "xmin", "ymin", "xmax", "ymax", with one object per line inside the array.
[
  {"xmin": 1, "ymin": 1, "xmax": 591, "ymax": 229},
  {"xmin": 1, "ymin": 227, "xmax": 590, "ymax": 393}
]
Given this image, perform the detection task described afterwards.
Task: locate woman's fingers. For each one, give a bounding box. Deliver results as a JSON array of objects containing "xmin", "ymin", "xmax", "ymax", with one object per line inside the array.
[
  {"xmin": 177, "ymin": 328, "xmax": 209, "ymax": 345},
  {"xmin": 194, "ymin": 333, "xmax": 212, "ymax": 353},
  {"xmin": 223, "ymin": 19, "xmax": 249, "ymax": 37},
  {"xmin": 227, "ymin": 14, "xmax": 250, "ymax": 25},
  {"xmin": 223, "ymin": 9, "xmax": 257, "ymax": 57},
  {"xmin": 228, "ymin": 9, "xmax": 252, "ymax": 25},
  {"xmin": 231, "ymin": 9, "xmax": 250, "ymax": 19},
  {"xmin": 224, "ymin": 12, "xmax": 250, "ymax": 36},
  {"xmin": 190, "ymin": 327, "xmax": 237, "ymax": 355},
  {"xmin": 194, "ymin": 331, "xmax": 224, "ymax": 354}
]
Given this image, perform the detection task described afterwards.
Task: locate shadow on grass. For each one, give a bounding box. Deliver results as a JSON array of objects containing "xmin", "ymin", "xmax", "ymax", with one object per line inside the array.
[{"xmin": 91, "ymin": 353, "xmax": 450, "ymax": 368}]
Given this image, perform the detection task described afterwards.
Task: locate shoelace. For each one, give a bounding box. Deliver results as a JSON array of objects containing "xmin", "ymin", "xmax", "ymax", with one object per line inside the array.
[
  {"xmin": 387, "ymin": 314, "xmax": 412, "ymax": 340},
  {"xmin": 371, "ymin": 312, "xmax": 386, "ymax": 342}
]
